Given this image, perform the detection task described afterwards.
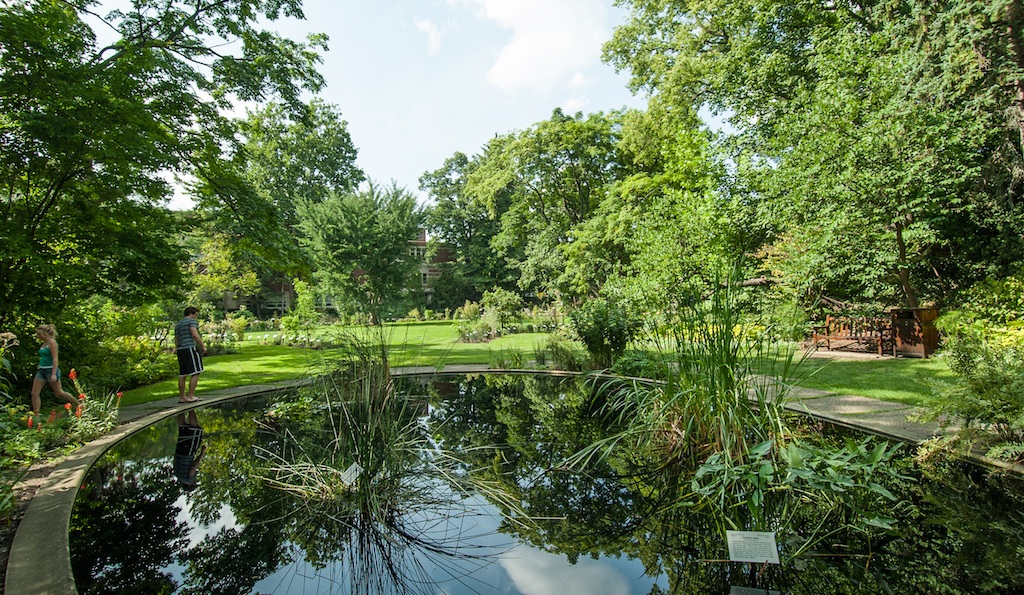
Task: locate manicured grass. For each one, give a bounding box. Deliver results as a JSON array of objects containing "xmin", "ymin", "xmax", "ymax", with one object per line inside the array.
[
  {"xmin": 789, "ymin": 354, "xmax": 954, "ymax": 407},
  {"xmin": 121, "ymin": 321, "xmax": 550, "ymax": 406},
  {"xmin": 122, "ymin": 322, "xmax": 955, "ymax": 409}
]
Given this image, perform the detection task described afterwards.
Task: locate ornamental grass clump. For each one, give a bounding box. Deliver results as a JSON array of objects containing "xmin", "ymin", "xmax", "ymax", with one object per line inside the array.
[
  {"xmin": 253, "ymin": 330, "xmax": 531, "ymax": 591},
  {"xmin": 569, "ymin": 270, "xmax": 910, "ymax": 558}
]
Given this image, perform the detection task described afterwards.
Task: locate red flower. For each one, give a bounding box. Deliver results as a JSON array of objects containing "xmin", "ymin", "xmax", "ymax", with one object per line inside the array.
[
  {"xmin": 68, "ymin": 369, "xmax": 77, "ymax": 380},
  {"xmin": 75, "ymin": 407, "xmax": 83, "ymax": 418},
  {"xmin": 26, "ymin": 417, "xmax": 33, "ymax": 428},
  {"xmin": 64, "ymin": 403, "xmax": 72, "ymax": 410},
  {"xmin": 116, "ymin": 392, "xmax": 123, "ymax": 399},
  {"xmin": 79, "ymin": 393, "xmax": 86, "ymax": 401}
]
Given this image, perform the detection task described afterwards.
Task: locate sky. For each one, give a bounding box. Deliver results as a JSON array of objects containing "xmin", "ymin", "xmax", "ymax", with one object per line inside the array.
[
  {"xmin": 269, "ymin": 0, "xmax": 646, "ymax": 203},
  {"xmin": 159, "ymin": 0, "xmax": 648, "ymax": 208}
]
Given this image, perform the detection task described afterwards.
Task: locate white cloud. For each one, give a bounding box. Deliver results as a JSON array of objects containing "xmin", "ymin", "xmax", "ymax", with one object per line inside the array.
[
  {"xmin": 500, "ymin": 547, "xmax": 632, "ymax": 595},
  {"xmin": 414, "ymin": 18, "xmax": 445, "ymax": 55},
  {"xmin": 458, "ymin": 0, "xmax": 610, "ymax": 93},
  {"xmin": 561, "ymin": 96, "xmax": 589, "ymax": 113}
]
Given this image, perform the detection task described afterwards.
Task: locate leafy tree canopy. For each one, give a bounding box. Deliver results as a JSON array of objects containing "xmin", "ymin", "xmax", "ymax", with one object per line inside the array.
[
  {"xmin": 0, "ymin": 0, "xmax": 326, "ymax": 328},
  {"xmin": 298, "ymin": 183, "xmax": 425, "ymax": 321}
]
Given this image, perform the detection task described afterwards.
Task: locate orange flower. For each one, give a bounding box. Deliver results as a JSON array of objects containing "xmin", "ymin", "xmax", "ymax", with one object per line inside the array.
[
  {"xmin": 68, "ymin": 369, "xmax": 77, "ymax": 380},
  {"xmin": 79, "ymin": 393, "xmax": 87, "ymax": 401},
  {"xmin": 64, "ymin": 403, "xmax": 72, "ymax": 410},
  {"xmin": 75, "ymin": 407, "xmax": 83, "ymax": 418}
]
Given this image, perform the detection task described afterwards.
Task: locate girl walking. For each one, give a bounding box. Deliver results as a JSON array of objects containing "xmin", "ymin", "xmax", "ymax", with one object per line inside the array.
[{"xmin": 30, "ymin": 324, "xmax": 79, "ymax": 414}]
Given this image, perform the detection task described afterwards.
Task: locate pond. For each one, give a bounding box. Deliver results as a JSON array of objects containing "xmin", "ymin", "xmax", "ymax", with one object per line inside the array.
[{"xmin": 69, "ymin": 373, "xmax": 1024, "ymax": 594}]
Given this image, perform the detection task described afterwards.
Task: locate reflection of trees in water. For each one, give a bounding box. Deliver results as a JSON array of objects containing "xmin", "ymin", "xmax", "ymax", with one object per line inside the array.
[
  {"xmin": 244, "ymin": 357, "xmax": 521, "ymax": 594},
  {"xmin": 70, "ymin": 464, "xmax": 188, "ymax": 594},
  {"xmin": 427, "ymin": 374, "xmax": 1024, "ymax": 594},
  {"xmin": 70, "ymin": 374, "xmax": 1024, "ymax": 594}
]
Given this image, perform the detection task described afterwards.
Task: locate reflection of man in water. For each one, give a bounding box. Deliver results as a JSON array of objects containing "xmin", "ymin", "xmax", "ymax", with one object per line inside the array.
[{"xmin": 175, "ymin": 411, "xmax": 205, "ymax": 491}]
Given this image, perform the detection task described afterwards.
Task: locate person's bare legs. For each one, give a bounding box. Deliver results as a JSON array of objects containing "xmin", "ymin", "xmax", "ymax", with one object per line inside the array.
[
  {"xmin": 49, "ymin": 378, "xmax": 79, "ymax": 407},
  {"xmin": 30, "ymin": 377, "xmax": 44, "ymax": 414},
  {"xmin": 188, "ymin": 373, "xmax": 201, "ymax": 400},
  {"xmin": 178, "ymin": 375, "xmax": 187, "ymax": 401}
]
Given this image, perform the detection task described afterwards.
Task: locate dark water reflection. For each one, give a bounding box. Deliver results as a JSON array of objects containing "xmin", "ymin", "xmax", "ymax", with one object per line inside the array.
[{"xmin": 70, "ymin": 374, "xmax": 1024, "ymax": 594}]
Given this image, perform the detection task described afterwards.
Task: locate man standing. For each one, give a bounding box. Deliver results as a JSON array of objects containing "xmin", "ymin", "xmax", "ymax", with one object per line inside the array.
[{"xmin": 174, "ymin": 307, "xmax": 206, "ymax": 403}]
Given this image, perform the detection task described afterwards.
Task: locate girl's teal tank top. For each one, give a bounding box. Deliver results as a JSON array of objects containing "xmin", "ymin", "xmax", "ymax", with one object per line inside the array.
[{"xmin": 38, "ymin": 344, "xmax": 53, "ymax": 368}]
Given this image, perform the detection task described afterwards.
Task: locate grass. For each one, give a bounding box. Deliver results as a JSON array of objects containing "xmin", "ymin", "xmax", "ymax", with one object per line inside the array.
[
  {"xmin": 121, "ymin": 321, "xmax": 954, "ymax": 409},
  {"xmin": 120, "ymin": 321, "xmax": 551, "ymax": 406},
  {"xmin": 792, "ymin": 354, "xmax": 954, "ymax": 407}
]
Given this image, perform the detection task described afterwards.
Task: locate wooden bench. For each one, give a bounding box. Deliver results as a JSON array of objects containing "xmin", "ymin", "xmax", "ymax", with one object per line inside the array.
[{"xmin": 811, "ymin": 315, "xmax": 892, "ymax": 355}]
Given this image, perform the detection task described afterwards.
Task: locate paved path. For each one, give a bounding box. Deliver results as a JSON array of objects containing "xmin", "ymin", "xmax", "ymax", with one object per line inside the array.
[{"xmin": 4, "ymin": 362, "xmax": 1016, "ymax": 594}]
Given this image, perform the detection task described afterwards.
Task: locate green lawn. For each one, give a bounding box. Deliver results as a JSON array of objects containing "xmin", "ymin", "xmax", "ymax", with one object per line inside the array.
[
  {"xmin": 121, "ymin": 321, "xmax": 551, "ymax": 406},
  {"xmin": 122, "ymin": 321, "xmax": 955, "ymax": 409},
  {"xmin": 791, "ymin": 354, "xmax": 954, "ymax": 407}
]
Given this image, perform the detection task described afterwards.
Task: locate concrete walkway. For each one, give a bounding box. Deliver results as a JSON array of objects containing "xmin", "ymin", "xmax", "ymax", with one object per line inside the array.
[{"xmin": 1, "ymin": 363, "xmax": 1011, "ymax": 594}]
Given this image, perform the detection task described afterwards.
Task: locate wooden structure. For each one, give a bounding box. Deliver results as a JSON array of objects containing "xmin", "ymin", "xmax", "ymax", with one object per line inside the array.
[
  {"xmin": 811, "ymin": 307, "xmax": 940, "ymax": 357},
  {"xmin": 812, "ymin": 316, "xmax": 892, "ymax": 355}
]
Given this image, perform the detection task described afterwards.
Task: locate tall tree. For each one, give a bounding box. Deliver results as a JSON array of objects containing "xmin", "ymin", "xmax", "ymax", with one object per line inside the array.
[
  {"xmin": 465, "ymin": 109, "xmax": 627, "ymax": 298},
  {"xmin": 420, "ymin": 152, "xmax": 516, "ymax": 308},
  {"xmin": 214, "ymin": 100, "xmax": 364, "ymax": 275},
  {"xmin": 298, "ymin": 183, "xmax": 424, "ymax": 321},
  {"xmin": 605, "ymin": 0, "xmax": 1024, "ymax": 309},
  {"xmin": 0, "ymin": 0, "xmax": 326, "ymax": 328}
]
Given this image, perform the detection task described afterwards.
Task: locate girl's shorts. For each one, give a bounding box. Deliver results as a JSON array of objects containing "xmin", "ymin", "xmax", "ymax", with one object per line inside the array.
[{"xmin": 35, "ymin": 367, "xmax": 60, "ymax": 381}]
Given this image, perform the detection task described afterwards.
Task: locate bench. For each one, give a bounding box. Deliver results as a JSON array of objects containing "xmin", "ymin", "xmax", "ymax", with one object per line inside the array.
[{"xmin": 811, "ymin": 315, "xmax": 892, "ymax": 355}]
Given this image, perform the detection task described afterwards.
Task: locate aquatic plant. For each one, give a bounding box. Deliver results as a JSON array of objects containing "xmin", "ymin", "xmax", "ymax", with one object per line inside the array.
[
  {"xmin": 253, "ymin": 330, "xmax": 531, "ymax": 592},
  {"xmin": 569, "ymin": 269, "xmax": 910, "ymax": 563}
]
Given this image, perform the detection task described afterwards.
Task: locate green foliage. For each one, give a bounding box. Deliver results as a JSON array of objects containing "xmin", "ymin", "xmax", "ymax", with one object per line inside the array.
[
  {"xmin": 0, "ymin": 333, "xmax": 19, "ymax": 404},
  {"xmin": 929, "ymin": 324, "xmax": 1024, "ymax": 451},
  {"xmin": 953, "ymin": 274, "xmax": 1024, "ymax": 325},
  {"xmin": 465, "ymin": 109, "xmax": 630, "ymax": 297},
  {"xmin": 0, "ymin": 367, "xmax": 121, "ymax": 511},
  {"xmin": 298, "ymin": 183, "xmax": 424, "ymax": 322},
  {"xmin": 605, "ymin": 0, "xmax": 1024, "ymax": 310},
  {"xmin": 538, "ymin": 332, "xmax": 586, "ymax": 372},
  {"xmin": 280, "ymin": 279, "xmax": 320, "ymax": 341},
  {"xmin": 420, "ymin": 152, "xmax": 517, "ymax": 307},
  {"xmin": 454, "ymin": 300, "xmax": 481, "ymax": 320},
  {"xmin": 480, "ymin": 287, "xmax": 523, "ymax": 330},
  {"xmin": 219, "ymin": 100, "xmax": 364, "ymax": 274},
  {"xmin": 566, "ymin": 298, "xmax": 640, "ymax": 369},
  {"xmin": 564, "ymin": 272, "xmax": 911, "ymax": 541},
  {"xmin": 0, "ymin": 0, "xmax": 327, "ymax": 329},
  {"xmin": 184, "ymin": 234, "xmax": 262, "ymax": 308}
]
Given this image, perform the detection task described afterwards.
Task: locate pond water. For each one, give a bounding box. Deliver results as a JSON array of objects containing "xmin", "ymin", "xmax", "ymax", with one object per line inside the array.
[{"xmin": 70, "ymin": 373, "xmax": 1024, "ymax": 594}]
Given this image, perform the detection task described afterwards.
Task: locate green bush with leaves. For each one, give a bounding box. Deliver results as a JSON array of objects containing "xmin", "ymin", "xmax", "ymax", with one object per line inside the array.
[
  {"xmin": 0, "ymin": 332, "xmax": 18, "ymax": 404},
  {"xmin": 480, "ymin": 288, "xmax": 522, "ymax": 330},
  {"xmin": 567, "ymin": 298, "xmax": 640, "ymax": 369},
  {"xmin": 538, "ymin": 332, "xmax": 586, "ymax": 372},
  {"xmin": 928, "ymin": 322, "xmax": 1024, "ymax": 456}
]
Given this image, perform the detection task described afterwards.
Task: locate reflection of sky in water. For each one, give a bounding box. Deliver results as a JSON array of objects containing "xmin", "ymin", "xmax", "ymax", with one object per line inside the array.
[
  {"xmin": 158, "ymin": 480, "xmax": 662, "ymax": 594},
  {"xmin": 132, "ymin": 442, "xmax": 664, "ymax": 593}
]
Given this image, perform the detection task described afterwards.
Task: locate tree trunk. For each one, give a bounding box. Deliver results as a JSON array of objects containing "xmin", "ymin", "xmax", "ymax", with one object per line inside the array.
[
  {"xmin": 894, "ymin": 221, "xmax": 919, "ymax": 309},
  {"xmin": 1007, "ymin": 0, "xmax": 1024, "ymax": 157}
]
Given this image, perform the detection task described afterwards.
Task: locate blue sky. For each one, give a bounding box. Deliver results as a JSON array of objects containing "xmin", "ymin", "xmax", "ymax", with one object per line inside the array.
[
  {"xmin": 263, "ymin": 0, "xmax": 647, "ymax": 204},
  {"xmin": 87, "ymin": 1, "xmax": 647, "ymax": 208}
]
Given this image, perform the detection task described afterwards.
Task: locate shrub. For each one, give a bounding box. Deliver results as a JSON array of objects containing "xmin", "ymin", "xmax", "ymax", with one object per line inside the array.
[
  {"xmin": 481, "ymin": 288, "xmax": 522, "ymax": 330},
  {"xmin": 454, "ymin": 300, "xmax": 481, "ymax": 320},
  {"xmin": 928, "ymin": 323, "xmax": 1024, "ymax": 452},
  {"xmin": 567, "ymin": 298, "xmax": 640, "ymax": 369},
  {"xmin": 542, "ymin": 332, "xmax": 586, "ymax": 372},
  {"xmin": 0, "ymin": 333, "xmax": 18, "ymax": 405}
]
